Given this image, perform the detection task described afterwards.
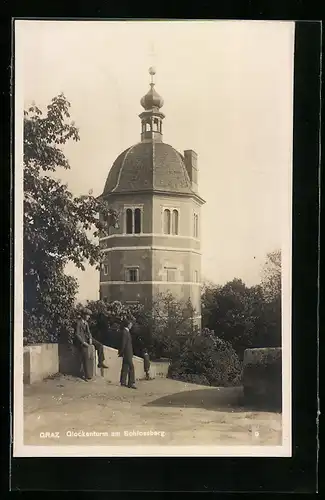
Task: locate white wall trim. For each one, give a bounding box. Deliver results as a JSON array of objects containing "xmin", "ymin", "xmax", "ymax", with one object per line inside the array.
[
  {"xmin": 100, "ymin": 246, "xmax": 201, "ymax": 255},
  {"xmin": 100, "ymin": 281, "xmax": 202, "ymax": 286},
  {"xmin": 99, "ymin": 233, "xmax": 200, "ymax": 242}
]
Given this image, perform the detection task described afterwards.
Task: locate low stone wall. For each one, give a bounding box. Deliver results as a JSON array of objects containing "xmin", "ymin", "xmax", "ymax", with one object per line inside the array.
[
  {"xmin": 58, "ymin": 343, "xmax": 97, "ymax": 378},
  {"xmin": 150, "ymin": 359, "xmax": 170, "ymax": 378},
  {"xmin": 23, "ymin": 344, "xmax": 59, "ymax": 384},
  {"xmin": 95, "ymin": 349, "xmax": 170, "ymax": 382},
  {"xmin": 24, "ymin": 342, "xmax": 170, "ymax": 384},
  {"xmin": 242, "ymin": 347, "xmax": 282, "ymax": 411},
  {"xmin": 95, "ymin": 346, "xmax": 150, "ymax": 383}
]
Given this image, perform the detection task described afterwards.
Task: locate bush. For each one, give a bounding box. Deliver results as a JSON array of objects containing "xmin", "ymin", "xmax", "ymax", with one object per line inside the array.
[
  {"xmin": 168, "ymin": 328, "xmax": 242, "ymax": 387},
  {"xmin": 174, "ymin": 373, "xmax": 210, "ymax": 385}
]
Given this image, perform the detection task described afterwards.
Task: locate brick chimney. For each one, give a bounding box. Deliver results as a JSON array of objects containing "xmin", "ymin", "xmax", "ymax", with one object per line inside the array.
[{"xmin": 184, "ymin": 150, "xmax": 198, "ymax": 192}]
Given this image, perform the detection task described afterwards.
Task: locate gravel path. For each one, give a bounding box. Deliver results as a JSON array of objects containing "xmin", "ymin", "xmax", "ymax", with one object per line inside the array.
[{"xmin": 23, "ymin": 375, "xmax": 282, "ymax": 447}]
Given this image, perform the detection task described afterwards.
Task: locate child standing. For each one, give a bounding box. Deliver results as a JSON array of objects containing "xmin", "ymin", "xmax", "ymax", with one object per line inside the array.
[{"xmin": 143, "ymin": 348, "xmax": 150, "ymax": 380}]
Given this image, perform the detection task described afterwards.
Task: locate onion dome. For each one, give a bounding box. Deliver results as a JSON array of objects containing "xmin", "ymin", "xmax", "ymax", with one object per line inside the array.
[{"xmin": 140, "ymin": 67, "xmax": 164, "ymax": 110}]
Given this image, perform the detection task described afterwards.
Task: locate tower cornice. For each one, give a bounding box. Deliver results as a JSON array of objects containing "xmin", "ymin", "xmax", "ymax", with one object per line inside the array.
[{"xmin": 98, "ymin": 189, "xmax": 206, "ymax": 206}]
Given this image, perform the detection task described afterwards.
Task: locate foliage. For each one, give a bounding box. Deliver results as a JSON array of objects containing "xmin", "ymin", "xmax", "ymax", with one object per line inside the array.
[
  {"xmin": 261, "ymin": 250, "xmax": 281, "ymax": 302},
  {"xmin": 168, "ymin": 328, "xmax": 242, "ymax": 387},
  {"xmin": 80, "ymin": 299, "xmax": 144, "ymax": 353},
  {"xmin": 24, "ymin": 262, "xmax": 79, "ymax": 344},
  {"xmin": 137, "ymin": 292, "xmax": 197, "ymax": 359},
  {"xmin": 201, "ymin": 259, "xmax": 282, "ymax": 360},
  {"xmin": 202, "ymin": 279, "xmax": 262, "ymax": 359},
  {"xmin": 24, "ymin": 94, "xmax": 117, "ymax": 344},
  {"xmin": 71, "ymin": 293, "xmax": 197, "ymax": 359}
]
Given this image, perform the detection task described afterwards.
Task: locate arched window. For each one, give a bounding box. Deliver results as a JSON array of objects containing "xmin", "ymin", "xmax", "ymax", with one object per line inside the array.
[
  {"xmin": 194, "ymin": 213, "xmax": 199, "ymax": 238},
  {"xmin": 134, "ymin": 208, "xmax": 141, "ymax": 234},
  {"xmin": 125, "ymin": 207, "xmax": 143, "ymax": 234},
  {"xmin": 126, "ymin": 208, "xmax": 133, "ymax": 234},
  {"xmin": 145, "ymin": 122, "xmax": 151, "ymax": 132},
  {"xmin": 172, "ymin": 209, "xmax": 179, "ymax": 235},
  {"xmin": 153, "ymin": 119, "xmax": 159, "ymax": 131},
  {"xmin": 164, "ymin": 209, "xmax": 171, "ymax": 234}
]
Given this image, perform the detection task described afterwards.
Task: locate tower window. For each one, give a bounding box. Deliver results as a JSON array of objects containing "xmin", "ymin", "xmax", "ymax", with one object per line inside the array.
[
  {"xmin": 172, "ymin": 209, "xmax": 179, "ymax": 235},
  {"xmin": 126, "ymin": 208, "xmax": 133, "ymax": 234},
  {"xmin": 125, "ymin": 267, "xmax": 139, "ymax": 282},
  {"xmin": 125, "ymin": 207, "xmax": 142, "ymax": 234},
  {"xmin": 194, "ymin": 270, "xmax": 199, "ymax": 282},
  {"xmin": 194, "ymin": 213, "xmax": 199, "ymax": 238},
  {"xmin": 103, "ymin": 264, "xmax": 109, "ymax": 276},
  {"xmin": 163, "ymin": 209, "xmax": 171, "ymax": 234},
  {"xmin": 165, "ymin": 267, "xmax": 177, "ymax": 282},
  {"xmin": 145, "ymin": 122, "xmax": 151, "ymax": 132},
  {"xmin": 134, "ymin": 208, "xmax": 141, "ymax": 234},
  {"xmin": 163, "ymin": 207, "xmax": 179, "ymax": 235}
]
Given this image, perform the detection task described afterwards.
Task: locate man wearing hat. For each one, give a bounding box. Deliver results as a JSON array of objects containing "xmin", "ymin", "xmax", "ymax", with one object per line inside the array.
[
  {"xmin": 118, "ymin": 319, "xmax": 137, "ymax": 389},
  {"xmin": 75, "ymin": 307, "xmax": 108, "ymax": 380}
]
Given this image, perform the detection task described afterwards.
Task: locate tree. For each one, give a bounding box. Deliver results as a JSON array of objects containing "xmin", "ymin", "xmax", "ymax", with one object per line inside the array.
[
  {"xmin": 259, "ymin": 249, "xmax": 282, "ymax": 347},
  {"xmin": 261, "ymin": 250, "xmax": 281, "ymax": 302},
  {"xmin": 201, "ymin": 277, "xmax": 282, "ymax": 359},
  {"xmin": 143, "ymin": 292, "xmax": 197, "ymax": 359},
  {"xmin": 202, "ymin": 279, "xmax": 261, "ymax": 358},
  {"xmin": 24, "ymin": 94, "xmax": 117, "ymax": 343}
]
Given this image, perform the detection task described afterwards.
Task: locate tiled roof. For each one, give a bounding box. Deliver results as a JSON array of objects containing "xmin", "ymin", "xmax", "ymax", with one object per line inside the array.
[{"xmin": 103, "ymin": 142, "xmax": 193, "ymax": 195}]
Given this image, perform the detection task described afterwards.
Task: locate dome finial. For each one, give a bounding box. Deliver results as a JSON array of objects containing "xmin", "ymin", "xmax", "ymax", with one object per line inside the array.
[{"xmin": 148, "ymin": 66, "xmax": 156, "ymax": 86}]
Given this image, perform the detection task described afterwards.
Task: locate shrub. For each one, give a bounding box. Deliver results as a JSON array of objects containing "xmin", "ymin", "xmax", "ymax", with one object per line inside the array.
[{"xmin": 168, "ymin": 328, "xmax": 242, "ymax": 387}]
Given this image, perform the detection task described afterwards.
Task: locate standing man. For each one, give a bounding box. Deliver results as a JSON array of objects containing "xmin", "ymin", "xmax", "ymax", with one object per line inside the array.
[
  {"xmin": 118, "ymin": 319, "xmax": 137, "ymax": 389},
  {"xmin": 74, "ymin": 308, "xmax": 94, "ymax": 381}
]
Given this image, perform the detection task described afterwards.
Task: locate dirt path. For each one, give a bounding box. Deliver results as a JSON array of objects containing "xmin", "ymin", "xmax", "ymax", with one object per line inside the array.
[{"xmin": 24, "ymin": 375, "xmax": 282, "ymax": 447}]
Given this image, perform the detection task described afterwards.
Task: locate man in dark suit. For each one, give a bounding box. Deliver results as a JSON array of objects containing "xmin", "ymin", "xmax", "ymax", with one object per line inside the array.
[
  {"xmin": 118, "ymin": 319, "xmax": 137, "ymax": 389},
  {"xmin": 74, "ymin": 308, "xmax": 94, "ymax": 380}
]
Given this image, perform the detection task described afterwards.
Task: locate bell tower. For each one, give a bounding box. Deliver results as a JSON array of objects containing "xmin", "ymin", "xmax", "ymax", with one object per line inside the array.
[{"xmin": 99, "ymin": 67, "xmax": 205, "ymax": 327}]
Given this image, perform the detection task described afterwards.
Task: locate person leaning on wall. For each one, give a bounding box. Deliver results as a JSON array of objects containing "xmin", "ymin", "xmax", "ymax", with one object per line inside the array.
[
  {"xmin": 74, "ymin": 307, "xmax": 108, "ymax": 380},
  {"xmin": 74, "ymin": 307, "xmax": 94, "ymax": 381}
]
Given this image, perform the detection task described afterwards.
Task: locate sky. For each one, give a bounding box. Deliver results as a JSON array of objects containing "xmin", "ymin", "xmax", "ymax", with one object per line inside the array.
[{"xmin": 16, "ymin": 20, "xmax": 295, "ymax": 302}]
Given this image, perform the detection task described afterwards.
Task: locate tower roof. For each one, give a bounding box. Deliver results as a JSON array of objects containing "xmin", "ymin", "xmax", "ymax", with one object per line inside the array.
[
  {"xmin": 103, "ymin": 142, "xmax": 194, "ymax": 195},
  {"xmin": 101, "ymin": 68, "xmax": 204, "ymax": 203}
]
